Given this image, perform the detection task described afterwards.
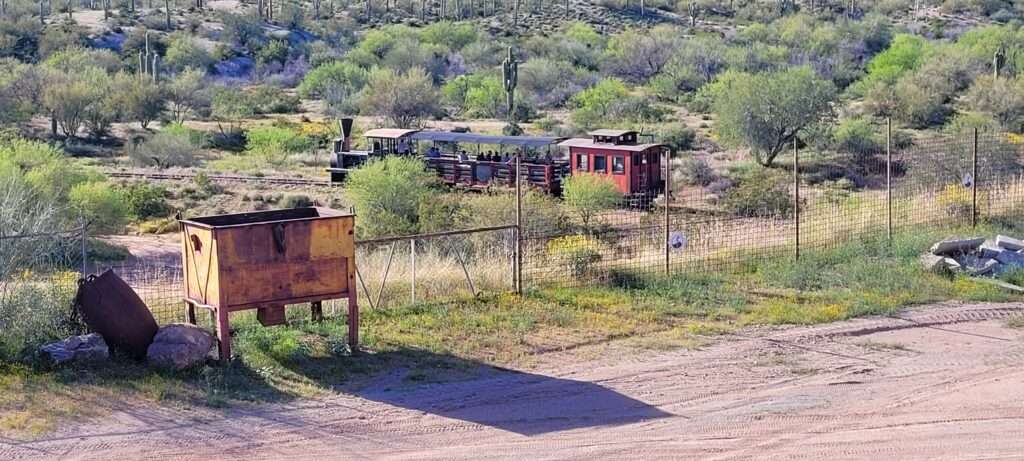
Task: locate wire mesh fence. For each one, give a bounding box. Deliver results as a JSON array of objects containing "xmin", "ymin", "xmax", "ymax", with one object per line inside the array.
[
  {"xmin": 5, "ymin": 129, "xmax": 1023, "ymax": 334},
  {"xmin": 520, "ymin": 129, "xmax": 1024, "ymax": 288},
  {"xmin": 0, "ymin": 226, "xmax": 88, "ymax": 355}
]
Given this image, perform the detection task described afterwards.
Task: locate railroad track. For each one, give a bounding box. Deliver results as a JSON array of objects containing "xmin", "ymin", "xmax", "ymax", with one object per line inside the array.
[{"xmin": 105, "ymin": 171, "xmax": 331, "ymax": 187}]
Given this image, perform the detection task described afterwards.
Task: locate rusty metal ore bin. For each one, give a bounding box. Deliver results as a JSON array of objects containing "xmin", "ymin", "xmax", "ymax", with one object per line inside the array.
[{"xmin": 179, "ymin": 207, "xmax": 357, "ymax": 360}]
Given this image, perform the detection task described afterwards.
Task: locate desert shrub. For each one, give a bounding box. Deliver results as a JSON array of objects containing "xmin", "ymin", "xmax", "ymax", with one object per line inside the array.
[
  {"xmin": 245, "ymin": 125, "xmax": 312, "ymax": 167},
  {"xmin": 165, "ymin": 33, "xmax": 215, "ymax": 72},
  {"xmin": 966, "ymin": 75, "xmax": 1024, "ymax": 131},
  {"xmin": 192, "ymin": 172, "xmax": 224, "ymax": 198},
  {"xmin": 281, "ymin": 194, "xmax": 314, "ymax": 208},
  {"xmin": 298, "ymin": 60, "xmax": 370, "ymax": 99},
  {"xmin": 546, "ymin": 235, "xmax": 603, "ymax": 279},
  {"xmin": 357, "ymin": 67, "xmax": 440, "ymax": 128},
  {"xmin": 68, "ymin": 181, "xmax": 129, "ymax": 232},
  {"xmin": 833, "ymin": 118, "xmax": 882, "ymax": 154},
  {"xmin": 720, "ymin": 169, "xmax": 793, "ymax": 217},
  {"xmin": 128, "ymin": 130, "xmax": 200, "ymax": 168},
  {"xmin": 562, "ymin": 174, "xmax": 622, "ymax": 228},
  {"xmin": 256, "ymin": 39, "xmax": 290, "ymax": 65},
  {"xmin": 518, "ymin": 58, "xmax": 594, "ymax": 109},
  {"xmin": 659, "ymin": 124, "xmax": 697, "ymax": 152},
  {"xmin": 343, "ymin": 156, "xmax": 439, "ymax": 238},
  {"xmin": 123, "ymin": 183, "xmax": 171, "ymax": 219},
  {"xmin": 420, "ymin": 21, "xmax": 478, "ymax": 51},
  {"xmin": 673, "ymin": 156, "xmax": 716, "ymax": 186},
  {"xmin": 0, "ymin": 271, "xmax": 81, "ymax": 361},
  {"xmin": 249, "ymin": 86, "xmax": 301, "ymax": 114}
]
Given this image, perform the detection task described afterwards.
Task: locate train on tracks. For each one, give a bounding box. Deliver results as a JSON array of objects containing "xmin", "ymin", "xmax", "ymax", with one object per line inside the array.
[{"xmin": 328, "ymin": 119, "xmax": 666, "ymax": 200}]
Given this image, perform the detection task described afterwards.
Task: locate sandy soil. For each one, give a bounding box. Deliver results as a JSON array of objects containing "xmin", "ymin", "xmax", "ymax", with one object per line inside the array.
[{"xmin": 2, "ymin": 302, "xmax": 1023, "ymax": 460}]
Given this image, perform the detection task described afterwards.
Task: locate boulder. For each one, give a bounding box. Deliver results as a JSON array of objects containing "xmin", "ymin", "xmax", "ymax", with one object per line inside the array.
[
  {"xmin": 146, "ymin": 324, "xmax": 215, "ymax": 370},
  {"xmin": 996, "ymin": 235, "xmax": 1024, "ymax": 251},
  {"xmin": 40, "ymin": 334, "xmax": 109, "ymax": 364},
  {"xmin": 930, "ymin": 238, "xmax": 985, "ymax": 256}
]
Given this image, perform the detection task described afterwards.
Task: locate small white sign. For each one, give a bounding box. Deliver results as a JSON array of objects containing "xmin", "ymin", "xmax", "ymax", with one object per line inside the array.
[
  {"xmin": 963, "ymin": 173, "xmax": 974, "ymax": 188},
  {"xmin": 669, "ymin": 232, "xmax": 688, "ymax": 251}
]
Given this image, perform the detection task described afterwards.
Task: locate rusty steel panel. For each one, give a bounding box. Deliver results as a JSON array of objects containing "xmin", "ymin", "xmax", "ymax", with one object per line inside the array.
[{"xmin": 76, "ymin": 269, "xmax": 159, "ymax": 360}]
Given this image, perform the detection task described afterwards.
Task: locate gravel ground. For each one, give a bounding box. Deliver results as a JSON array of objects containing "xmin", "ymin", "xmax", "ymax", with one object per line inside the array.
[{"xmin": 3, "ymin": 302, "xmax": 1023, "ymax": 461}]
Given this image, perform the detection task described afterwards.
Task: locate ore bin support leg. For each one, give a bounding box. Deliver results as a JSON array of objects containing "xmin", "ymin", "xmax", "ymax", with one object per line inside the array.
[{"xmin": 216, "ymin": 307, "xmax": 231, "ymax": 362}]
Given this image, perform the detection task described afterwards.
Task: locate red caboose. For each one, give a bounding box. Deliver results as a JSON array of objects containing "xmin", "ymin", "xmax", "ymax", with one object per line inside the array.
[{"xmin": 560, "ymin": 130, "xmax": 665, "ymax": 198}]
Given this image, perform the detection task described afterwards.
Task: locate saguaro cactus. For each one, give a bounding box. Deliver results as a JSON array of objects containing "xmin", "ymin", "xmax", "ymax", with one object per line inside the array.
[
  {"xmin": 501, "ymin": 46, "xmax": 518, "ymax": 124},
  {"xmin": 994, "ymin": 45, "xmax": 1007, "ymax": 79}
]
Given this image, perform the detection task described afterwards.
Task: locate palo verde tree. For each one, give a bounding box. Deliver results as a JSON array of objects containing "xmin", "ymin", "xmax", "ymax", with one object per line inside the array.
[
  {"xmin": 358, "ymin": 67, "xmax": 439, "ymax": 128},
  {"xmin": 705, "ymin": 66, "xmax": 836, "ymax": 167}
]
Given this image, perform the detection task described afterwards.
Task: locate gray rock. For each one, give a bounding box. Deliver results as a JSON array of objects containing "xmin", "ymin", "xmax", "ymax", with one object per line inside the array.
[
  {"xmin": 930, "ymin": 237, "xmax": 985, "ymax": 256},
  {"xmin": 995, "ymin": 249, "xmax": 1024, "ymax": 268},
  {"xmin": 944, "ymin": 257, "xmax": 962, "ymax": 270},
  {"xmin": 146, "ymin": 324, "xmax": 215, "ymax": 370},
  {"xmin": 40, "ymin": 333, "xmax": 109, "ymax": 364},
  {"xmin": 996, "ymin": 235, "xmax": 1024, "ymax": 251}
]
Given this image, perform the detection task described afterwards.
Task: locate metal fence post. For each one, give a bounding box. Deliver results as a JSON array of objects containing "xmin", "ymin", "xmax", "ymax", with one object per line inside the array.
[
  {"xmin": 972, "ymin": 127, "xmax": 979, "ymax": 228},
  {"xmin": 514, "ymin": 154, "xmax": 523, "ymax": 294},
  {"xmin": 410, "ymin": 238, "xmax": 416, "ymax": 304},
  {"xmin": 79, "ymin": 214, "xmax": 88, "ymax": 276},
  {"xmin": 886, "ymin": 117, "xmax": 893, "ymax": 242},
  {"xmin": 794, "ymin": 138, "xmax": 800, "ymax": 261},
  {"xmin": 664, "ymin": 148, "xmax": 671, "ymax": 276}
]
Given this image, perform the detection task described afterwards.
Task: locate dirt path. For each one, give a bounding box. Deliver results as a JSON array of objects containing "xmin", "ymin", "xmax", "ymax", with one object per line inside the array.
[{"xmin": 3, "ymin": 302, "xmax": 1023, "ymax": 460}]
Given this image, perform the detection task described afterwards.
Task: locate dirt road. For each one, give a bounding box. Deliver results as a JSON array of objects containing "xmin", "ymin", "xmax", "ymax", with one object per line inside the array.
[{"xmin": 4, "ymin": 302, "xmax": 1023, "ymax": 460}]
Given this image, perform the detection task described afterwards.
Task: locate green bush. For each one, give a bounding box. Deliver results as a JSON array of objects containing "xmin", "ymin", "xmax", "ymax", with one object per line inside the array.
[
  {"xmin": 720, "ymin": 169, "xmax": 793, "ymax": 218},
  {"xmin": 562, "ymin": 174, "xmax": 622, "ymax": 228},
  {"xmin": 245, "ymin": 125, "xmax": 313, "ymax": 167},
  {"xmin": 833, "ymin": 118, "xmax": 884, "ymax": 163},
  {"xmin": 343, "ymin": 156, "xmax": 438, "ymax": 238},
  {"xmin": 123, "ymin": 183, "xmax": 171, "ymax": 219},
  {"xmin": 68, "ymin": 181, "xmax": 129, "ymax": 233},
  {"xmin": 297, "ymin": 60, "xmax": 370, "ymax": 99},
  {"xmin": 128, "ymin": 130, "xmax": 200, "ymax": 168},
  {"xmin": 659, "ymin": 124, "xmax": 697, "ymax": 152}
]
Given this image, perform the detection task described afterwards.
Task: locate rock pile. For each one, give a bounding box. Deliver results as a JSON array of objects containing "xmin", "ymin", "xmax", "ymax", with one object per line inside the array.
[{"xmin": 922, "ymin": 235, "xmax": 1024, "ymax": 276}]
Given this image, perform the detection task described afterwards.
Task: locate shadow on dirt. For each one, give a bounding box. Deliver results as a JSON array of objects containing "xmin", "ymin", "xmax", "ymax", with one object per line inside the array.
[{"xmin": 342, "ymin": 352, "xmax": 672, "ymax": 436}]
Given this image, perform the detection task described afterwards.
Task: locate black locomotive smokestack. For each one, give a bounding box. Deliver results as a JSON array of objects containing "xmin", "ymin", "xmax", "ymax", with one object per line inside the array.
[{"xmin": 341, "ymin": 118, "xmax": 354, "ymax": 152}]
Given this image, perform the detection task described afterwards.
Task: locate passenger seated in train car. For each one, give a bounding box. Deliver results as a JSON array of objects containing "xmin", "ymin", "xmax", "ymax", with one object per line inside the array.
[
  {"xmin": 397, "ymin": 138, "xmax": 411, "ymax": 154},
  {"xmin": 372, "ymin": 141, "xmax": 382, "ymax": 153},
  {"xmin": 490, "ymin": 152, "xmax": 500, "ymax": 162},
  {"xmin": 426, "ymin": 146, "xmax": 441, "ymax": 158},
  {"xmin": 457, "ymin": 150, "xmax": 468, "ymax": 161},
  {"xmin": 476, "ymin": 152, "xmax": 485, "ymax": 161},
  {"xmin": 502, "ymin": 152, "xmax": 511, "ymax": 163}
]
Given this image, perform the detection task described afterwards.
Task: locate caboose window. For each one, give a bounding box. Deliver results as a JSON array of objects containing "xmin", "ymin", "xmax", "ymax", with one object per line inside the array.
[
  {"xmin": 612, "ymin": 156, "xmax": 625, "ymax": 174},
  {"xmin": 594, "ymin": 155, "xmax": 607, "ymax": 173},
  {"xmin": 576, "ymin": 154, "xmax": 588, "ymax": 171}
]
